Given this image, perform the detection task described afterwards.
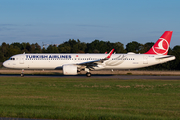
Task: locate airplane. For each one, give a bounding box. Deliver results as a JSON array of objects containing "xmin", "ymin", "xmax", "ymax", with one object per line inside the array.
[{"xmin": 3, "ymin": 31, "xmax": 175, "ymax": 77}]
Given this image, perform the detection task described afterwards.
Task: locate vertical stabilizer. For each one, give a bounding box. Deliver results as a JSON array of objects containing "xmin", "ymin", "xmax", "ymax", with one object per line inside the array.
[{"xmin": 145, "ymin": 31, "xmax": 173, "ymax": 55}]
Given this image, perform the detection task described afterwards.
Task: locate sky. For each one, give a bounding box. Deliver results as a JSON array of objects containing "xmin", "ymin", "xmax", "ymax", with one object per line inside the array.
[{"xmin": 0, "ymin": 0, "xmax": 180, "ymax": 48}]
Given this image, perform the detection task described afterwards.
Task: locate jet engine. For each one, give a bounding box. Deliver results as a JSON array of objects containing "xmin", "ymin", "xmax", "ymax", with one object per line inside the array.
[{"xmin": 63, "ymin": 65, "xmax": 78, "ymax": 75}]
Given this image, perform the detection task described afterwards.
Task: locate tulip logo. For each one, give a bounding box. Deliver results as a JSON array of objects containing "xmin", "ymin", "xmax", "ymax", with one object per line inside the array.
[{"xmin": 152, "ymin": 38, "xmax": 169, "ymax": 55}]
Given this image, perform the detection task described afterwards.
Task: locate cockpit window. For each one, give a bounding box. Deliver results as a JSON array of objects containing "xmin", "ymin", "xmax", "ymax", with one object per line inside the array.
[{"xmin": 9, "ymin": 58, "xmax": 15, "ymax": 60}]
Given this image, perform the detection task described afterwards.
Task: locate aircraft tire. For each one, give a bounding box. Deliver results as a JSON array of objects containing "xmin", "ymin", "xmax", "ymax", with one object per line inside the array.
[
  {"xmin": 21, "ymin": 73, "xmax": 24, "ymax": 77},
  {"xmin": 86, "ymin": 72, "xmax": 91, "ymax": 77}
]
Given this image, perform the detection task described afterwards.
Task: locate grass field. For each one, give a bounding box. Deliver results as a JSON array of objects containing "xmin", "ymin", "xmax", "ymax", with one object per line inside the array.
[{"xmin": 0, "ymin": 77, "xmax": 180, "ymax": 120}]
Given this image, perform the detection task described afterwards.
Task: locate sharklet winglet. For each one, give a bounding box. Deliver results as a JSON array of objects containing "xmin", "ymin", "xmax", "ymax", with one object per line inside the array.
[{"xmin": 106, "ymin": 49, "xmax": 114, "ymax": 59}]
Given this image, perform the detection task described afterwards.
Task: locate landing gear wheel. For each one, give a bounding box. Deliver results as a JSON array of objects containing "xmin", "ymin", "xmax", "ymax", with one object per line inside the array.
[
  {"xmin": 21, "ymin": 69, "xmax": 24, "ymax": 77},
  {"xmin": 86, "ymin": 72, "xmax": 91, "ymax": 77},
  {"xmin": 21, "ymin": 73, "xmax": 24, "ymax": 77}
]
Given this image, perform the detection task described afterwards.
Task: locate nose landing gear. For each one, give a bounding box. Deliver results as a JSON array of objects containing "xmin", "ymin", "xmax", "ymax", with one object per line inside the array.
[{"xmin": 21, "ymin": 69, "xmax": 24, "ymax": 77}]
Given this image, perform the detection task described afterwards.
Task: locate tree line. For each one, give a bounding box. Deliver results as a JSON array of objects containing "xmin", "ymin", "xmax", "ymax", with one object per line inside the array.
[{"xmin": 0, "ymin": 39, "xmax": 180, "ymax": 70}]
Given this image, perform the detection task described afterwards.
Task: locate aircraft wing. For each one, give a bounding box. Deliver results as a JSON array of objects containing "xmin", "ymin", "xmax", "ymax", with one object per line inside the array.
[{"xmin": 76, "ymin": 49, "xmax": 114, "ymax": 66}]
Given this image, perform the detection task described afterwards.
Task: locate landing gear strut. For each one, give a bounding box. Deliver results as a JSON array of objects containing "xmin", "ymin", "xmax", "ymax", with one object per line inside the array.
[
  {"xmin": 86, "ymin": 72, "xmax": 91, "ymax": 77},
  {"xmin": 21, "ymin": 69, "xmax": 24, "ymax": 77}
]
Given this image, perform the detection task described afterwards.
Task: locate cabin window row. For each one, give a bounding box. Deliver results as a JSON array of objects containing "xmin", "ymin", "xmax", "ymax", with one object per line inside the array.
[
  {"xmin": 25, "ymin": 58, "xmax": 101, "ymax": 60},
  {"xmin": 25, "ymin": 58, "xmax": 135, "ymax": 61},
  {"xmin": 112, "ymin": 58, "xmax": 135, "ymax": 60}
]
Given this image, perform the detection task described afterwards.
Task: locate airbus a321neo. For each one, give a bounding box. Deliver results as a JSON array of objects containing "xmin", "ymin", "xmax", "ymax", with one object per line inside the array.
[{"xmin": 3, "ymin": 31, "xmax": 175, "ymax": 77}]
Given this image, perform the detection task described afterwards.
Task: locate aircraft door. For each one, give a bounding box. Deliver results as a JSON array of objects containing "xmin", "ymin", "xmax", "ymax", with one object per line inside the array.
[
  {"xmin": 19, "ymin": 55, "xmax": 24, "ymax": 64},
  {"xmin": 143, "ymin": 56, "xmax": 148, "ymax": 64}
]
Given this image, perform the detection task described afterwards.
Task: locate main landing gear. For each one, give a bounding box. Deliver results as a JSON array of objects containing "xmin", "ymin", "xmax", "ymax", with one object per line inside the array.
[
  {"xmin": 85, "ymin": 68, "xmax": 91, "ymax": 77},
  {"xmin": 21, "ymin": 69, "xmax": 24, "ymax": 77},
  {"xmin": 86, "ymin": 72, "xmax": 91, "ymax": 77}
]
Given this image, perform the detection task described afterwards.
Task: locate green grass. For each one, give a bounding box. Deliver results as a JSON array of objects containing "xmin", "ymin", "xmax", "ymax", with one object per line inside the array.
[{"xmin": 0, "ymin": 77, "xmax": 180, "ymax": 120}]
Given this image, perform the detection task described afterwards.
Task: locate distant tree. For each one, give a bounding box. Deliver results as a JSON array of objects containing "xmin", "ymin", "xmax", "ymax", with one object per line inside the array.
[
  {"xmin": 58, "ymin": 44, "xmax": 71, "ymax": 53},
  {"xmin": 126, "ymin": 41, "xmax": 144, "ymax": 53},
  {"xmin": 1, "ymin": 42, "xmax": 8, "ymax": 55},
  {"xmin": 30, "ymin": 44, "xmax": 36, "ymax": 53},
  {"xmin": 22, "ymin": 42, "xmax": 26, "ymax": 51},
  {"xmin": 1, "ymin": 42, "xmax": 9, "ymax": 60},
  {"xmin": 0, "ymin": 51, "xmax": 5, "ymax": 62},
  {"xmin": 78, "ymin": 41, "xmax": 87, "ymax": 53},
  {"xmin": 35, "ymin": 43, "xmax": 41, "ymax": 53},
  {"xmin": 11, "ymin": 42, "xmax": 23, "ymax": 50},
  {"xmin": 86, "ymin": 40, "xmax": 100, "ymax": 53},
  {"xmin": 46, "ymin": 45, "xmax": 59, "ymax": 53},
  {"xmin": 93, "ymin": 49, "xmax": 100, "ymax": 53},
  {"xmin": 31, "ymin": 43, "xmax": 41, "ymax": 53},
  {"xmin": 58, "ymin": 39, "xmax": 86, "ymax": 53},
  {"xmin": 112, "ymin": 42, "xmax": 126, "ymax": 53},
  {"xmin": 86, "ymin": 40, "xmax": 111, "ymax": 53},
  {"xmin": 170, "ymin": 45, "xmax": 180, "ymax": 70},
  {"xmin": 26, "ymin": 42, "xmax": 31, "ymax": 52},
  {"xmin": 0, "ymin": 45, "xmax": 5, "ymax": 62},
  {"xmin": 143, "ymin": 42, "xmax": 154, "ymax": 53},
  {"xmin": 21, "ymin": 42, "xmax": 30, "ymax": 53},
  {"xmin": 7, "ymin": 45, "xmax": 21, "ymax": 57},
  {"xmin": 42, "ymin": 47, "xmax": 46, "ymax": 53}
]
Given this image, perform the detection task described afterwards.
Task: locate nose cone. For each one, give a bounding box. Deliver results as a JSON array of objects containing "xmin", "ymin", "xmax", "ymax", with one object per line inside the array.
[{"xmin": 3, "ymin": 61, "xmax": 8, "ymax": 68}]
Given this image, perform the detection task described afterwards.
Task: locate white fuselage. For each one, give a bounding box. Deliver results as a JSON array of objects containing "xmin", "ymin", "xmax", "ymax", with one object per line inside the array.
[{"xmin": 3, "ymin": 53, "xmax": 175, "ymax": 70}]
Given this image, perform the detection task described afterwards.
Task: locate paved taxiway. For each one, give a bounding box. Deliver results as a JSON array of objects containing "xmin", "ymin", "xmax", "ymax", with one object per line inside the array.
[{"xmin": 0, "ymin": 74, "xmax": 180, "ymax": 80}]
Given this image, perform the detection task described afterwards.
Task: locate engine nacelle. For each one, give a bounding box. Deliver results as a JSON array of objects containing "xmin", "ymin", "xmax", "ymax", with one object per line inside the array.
[{"xmin": 63, "ymin": 65, "xmax": 77, "ymax": 75}]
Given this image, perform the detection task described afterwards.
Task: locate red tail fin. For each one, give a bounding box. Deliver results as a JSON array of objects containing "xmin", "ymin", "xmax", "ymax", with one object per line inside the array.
[{"xmin": 145, "ymin": 31, "xmax": 173, "ymax": 55}]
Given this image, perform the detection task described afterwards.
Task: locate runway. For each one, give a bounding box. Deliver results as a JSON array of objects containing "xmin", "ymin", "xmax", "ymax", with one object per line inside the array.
[{"xmin": 0, "ymin": 74, "xmax": 180, "ymax": 80}]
